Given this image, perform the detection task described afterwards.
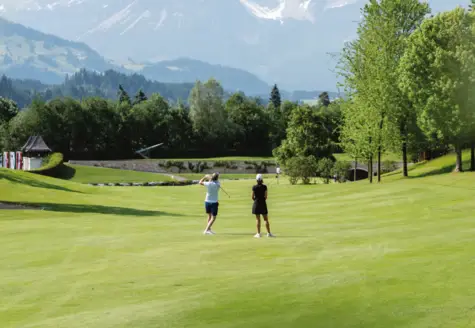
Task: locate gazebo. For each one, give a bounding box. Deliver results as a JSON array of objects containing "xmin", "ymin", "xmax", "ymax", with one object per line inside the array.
[{"xmin": 21, "ymin": 136, "xmax": 52, "ymax": 170}]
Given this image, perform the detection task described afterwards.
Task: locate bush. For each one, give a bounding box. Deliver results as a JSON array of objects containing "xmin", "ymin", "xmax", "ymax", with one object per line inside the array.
[
  {"xmin": 316, "ymin": 158, "xmax": 334, "ymax": 184},
  {"xmin": 213, "ymin": 161, "xmax": 227, "ymax": 167},
  {"xmin": 382, "ymin": 160, "xmax": 398, "ymax": 173},
  {"xmin": 332, "ymin": 161, "xmax": 351, "ymax": 182},
  {"xmin": 214, "ymin": 161, "xmax": 237, "ymax": 170},
  {"xmin": 284, "ymin": 155, "xmax": 318, "ymax": 185},
  {"xmin": 30, "ymin": 152, "xmax": 64, "ymax": 177}
]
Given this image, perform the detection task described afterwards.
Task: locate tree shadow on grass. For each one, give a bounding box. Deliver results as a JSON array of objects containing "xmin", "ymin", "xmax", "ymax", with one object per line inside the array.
[
  {"xmin": 54, "ymin": 164, "xmax": 77, "ymax": 180},
  {"xmin": 0, "ymin": 201, "xmax": 183, "ymax": 217},
  {"xmin": 0, "ymin": 170, "xmax": 82, "ymax": 193}
]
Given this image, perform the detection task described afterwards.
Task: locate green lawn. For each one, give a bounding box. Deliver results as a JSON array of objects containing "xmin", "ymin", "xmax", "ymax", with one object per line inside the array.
[
  {"xmin": 55, "ymin": 164, "xmax": 174, "ymax": 183},
  {"xmin": 1, "ymin": 153, "xmax": 475, "ymax": 327}
]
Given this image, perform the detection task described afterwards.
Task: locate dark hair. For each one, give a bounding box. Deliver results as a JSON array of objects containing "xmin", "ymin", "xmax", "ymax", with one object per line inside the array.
[{"xmin": 257, "ymin": 179, "xmax": 263, "ymax": 185}]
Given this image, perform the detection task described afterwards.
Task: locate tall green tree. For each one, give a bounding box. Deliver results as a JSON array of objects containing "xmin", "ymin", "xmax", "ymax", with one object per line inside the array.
[
  {"xmin": 318, "ymin": 92, "xmax": 330, "ymax": 107},
  {"xmin": 399, "ymin": 7, "xmax": 475, "ymax": 172},
  {"xmin": 340, "ymin": 96, "xmax": 379, "ymax": 182},
  {"xmin": 0, "ymin": 97, "xmax": 19, "ymax": 124},
  {"xmin": 81, "ymin": 97, "xmax": 119, "ymax": 158},
  {"xmin": 117, "ymin": 84, "xmax": 131, "ymax": 105},
  {"xmin": 130, "ymin": 93, "xmax": 171, "ymax": 151},
  {"xmin": 133, "ymin": 89, "xmax": 148, "ymax": 105},
  {"xmin": 226, "ymin": 92, "xmax": 270, "ymax": 154},
  {"xmin": 269, "ymin": 84, "xmax": 282, "ymax": 110},
  {"xmin": 167, "ymin": 101, "xmax": 193, "ymax": 154},
  {"xmin": 273, "ymin": 104, "xmax": 333, "ymax": 165},
  {"xmin": 189, "ymin": 79, "xmax": 229, "ymax": 150}
]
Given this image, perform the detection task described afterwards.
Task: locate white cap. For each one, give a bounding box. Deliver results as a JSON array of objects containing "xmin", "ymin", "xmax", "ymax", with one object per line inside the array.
[{"xmin": 256, "ymin": 174, "xmax": 263, "ymax": 181}]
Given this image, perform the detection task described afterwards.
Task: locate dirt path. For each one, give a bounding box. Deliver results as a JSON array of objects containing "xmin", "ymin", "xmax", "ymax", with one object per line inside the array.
[
  {"xmin": 163, "ymin": 173, "xmax": 187, "ymax": 181},
  {"xmin": 0, "ymin": 202, "xmax": 42, "ymax": 210}
]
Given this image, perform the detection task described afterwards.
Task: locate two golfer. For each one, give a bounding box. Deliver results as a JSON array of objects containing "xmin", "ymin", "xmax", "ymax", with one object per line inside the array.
[{"xmin": 200, "ymin": 172, "xmax": 274, "ymax": 238}]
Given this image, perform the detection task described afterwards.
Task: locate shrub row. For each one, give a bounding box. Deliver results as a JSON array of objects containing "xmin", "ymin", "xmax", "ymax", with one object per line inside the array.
[
  {"xmin": 88, "ymin": 180, "xmax": 198, "ymax": 187},
  {"xmin": 159, "ymin": 160, "xmax": 274, "ymax": 173},
  {"xmin": 30, "ymin": 153, "xmax": 64, "ymax": 177}
]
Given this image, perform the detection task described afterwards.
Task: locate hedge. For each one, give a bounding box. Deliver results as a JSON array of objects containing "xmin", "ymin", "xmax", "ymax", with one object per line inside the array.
[{"xmin": 30, "ymin": 152, "xmax": 64, "ymax": 177}]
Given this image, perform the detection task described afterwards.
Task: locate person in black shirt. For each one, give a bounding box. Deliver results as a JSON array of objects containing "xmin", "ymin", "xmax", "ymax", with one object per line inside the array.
[{"xmin": 252, "ymin": 174, "xmax": 274, "ymax": 238}]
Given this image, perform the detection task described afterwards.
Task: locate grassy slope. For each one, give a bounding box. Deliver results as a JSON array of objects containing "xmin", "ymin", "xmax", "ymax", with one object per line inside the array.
[
  {"xmin": 1, "ymin": 154, "xmax": 475, "ymax": 327},
  {"xmin": 55, "ymin": 164, "xmax": 174, "ymax": 183}
]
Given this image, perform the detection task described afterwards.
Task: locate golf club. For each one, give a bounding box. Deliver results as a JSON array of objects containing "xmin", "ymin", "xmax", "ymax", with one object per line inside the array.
[{"xmin": 220, "ymin": 186, "xmax": 231, "ymax": 198}]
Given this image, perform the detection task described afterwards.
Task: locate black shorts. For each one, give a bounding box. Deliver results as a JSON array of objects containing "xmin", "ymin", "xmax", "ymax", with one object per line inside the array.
[
  {"xmin": 252, "ymin": 201, "xmax": 268, "ymax": 215},
  {"xmin": 205, "ymin": 202, "xmax": 219, "ymax": 216}
]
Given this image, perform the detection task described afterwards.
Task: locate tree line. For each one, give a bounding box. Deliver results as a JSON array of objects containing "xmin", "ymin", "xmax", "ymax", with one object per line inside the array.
[
  {"xmin": 337, "ymin": 0, "xmax": 475, "ymax": 182},
  {"xmin": 0, "ymin": 79, "xmax": 342, "ymax": 161}
]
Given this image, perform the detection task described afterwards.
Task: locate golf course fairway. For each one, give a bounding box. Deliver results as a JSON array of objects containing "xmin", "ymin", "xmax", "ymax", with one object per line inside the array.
[{"xmin": 1, "ymin": 153, "xmax": 474, "ymax": 328}]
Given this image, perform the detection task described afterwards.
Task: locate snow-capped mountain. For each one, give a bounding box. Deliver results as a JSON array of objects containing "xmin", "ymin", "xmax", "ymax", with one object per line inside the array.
[{"xmin": 0, "ymin": 0, "xmax": 466, "ymax": 91}]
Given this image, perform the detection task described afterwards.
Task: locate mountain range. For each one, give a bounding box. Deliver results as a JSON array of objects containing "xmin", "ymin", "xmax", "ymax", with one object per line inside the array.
[
  {"xmin": 0, "ymin": 0, "xmax": 466, "ymax": 93},
  {"xmin": 0, "ymin": 16, "xmax": 274, "ymax": 96}
]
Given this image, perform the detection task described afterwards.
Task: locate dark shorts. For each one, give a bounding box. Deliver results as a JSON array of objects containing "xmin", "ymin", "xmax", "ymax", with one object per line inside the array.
[
  {"xmin": 205, "ymin": 202, "xmax": 219, "ymax": 216},
  {"xmin": 252, "ymin": 201, "xmax": 268, "ymax": 215}
]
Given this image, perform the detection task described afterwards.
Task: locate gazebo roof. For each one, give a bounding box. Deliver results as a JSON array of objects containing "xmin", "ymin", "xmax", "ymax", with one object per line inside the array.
[{"xmin": 21, "ymin": 136, "xmax": 52, "ymax": 153}]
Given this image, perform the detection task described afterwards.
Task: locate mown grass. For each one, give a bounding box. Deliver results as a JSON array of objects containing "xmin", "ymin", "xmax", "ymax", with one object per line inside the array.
[
  {"xmin": 54, "ymin": 164, "xmax": 174, "ymax": 183},
  {"xmin": 1, "ymin": 153, "xmax": 475, "ymax": 327}
]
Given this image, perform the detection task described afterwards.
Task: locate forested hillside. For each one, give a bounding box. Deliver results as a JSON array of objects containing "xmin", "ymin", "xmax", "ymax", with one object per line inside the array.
[{"xmin": 0, "ymin": 70, "xmax": 195, "ymax": 108}]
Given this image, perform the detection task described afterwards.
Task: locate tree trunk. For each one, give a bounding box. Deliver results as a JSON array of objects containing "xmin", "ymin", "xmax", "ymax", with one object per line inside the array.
[
  {"xmin": 400, "ymin": 121, "xmax": 408, "ymax": 177},
  {"xmin": 377, "ymin": 117, "xmax": 384, "ymax": 183},
  {"xmin": 369, "ymin": 155, "xmax": 373, "ymax": 183},
  {"xmin": 402, "ymin": 140, "xmax": 408, "ymax": 177},
  {"xmin": 454, "ymin": 145, "xmax": 463, "ymax": 172},
  {"xmin": 354, "ymin": 158, "xmax": 357, "ymax": 181},
  {"xmin": 377, "ymin": 148, "xmax": 381, "ymax": 183},
  {"xmin": 471, "ymin": 142, "xmax": 475, "ymax": 171}
]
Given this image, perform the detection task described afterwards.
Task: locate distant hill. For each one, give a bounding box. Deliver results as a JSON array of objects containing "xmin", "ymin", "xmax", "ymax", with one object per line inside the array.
[
  {"xmin": 0, "ymin": 17, "xmax": 271, "ymax": 95},
  {"xmin": 0, "ymin": 16, "xmax": 117, "ymax": 84},
  {"xmin": 136, "ymin": 57, "xmax": 271, "ymax": 96}
]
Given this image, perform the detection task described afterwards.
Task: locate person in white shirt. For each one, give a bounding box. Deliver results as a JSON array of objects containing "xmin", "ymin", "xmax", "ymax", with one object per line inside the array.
[{"xmin": 199, "ymin": 172, "xmax": 221, "ymax": 235}]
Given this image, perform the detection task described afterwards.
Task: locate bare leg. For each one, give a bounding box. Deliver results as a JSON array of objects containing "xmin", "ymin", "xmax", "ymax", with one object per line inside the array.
[
  {"xmin": 256, "ymin": 215, "xmax": 261, "ymax": 234},
  {"xmin": 263, "ymin": 215, "xmax": 271, "ymax": 234},
  {"xmin": 204, "ymin": 213, "xmax": 212, "ymax": 231},
  {"xmin": 205, "ymin": 216, "xmax": 216, "ymax": 231}
]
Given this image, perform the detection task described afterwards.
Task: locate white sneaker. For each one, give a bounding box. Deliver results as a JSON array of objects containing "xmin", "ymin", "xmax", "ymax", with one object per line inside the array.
[
  {"xmin": 203, "ymin": 230, "xmax": 214, "ymax": 235},
  {"xmin": 267, "ymin": 233, "xmax": 275, "ymax": 237},
  {"xmin": 208, "ymin": 230, "xmax": 216, "ymax": 235},
  {"xmin": 254, "ymin": 233, "xmax": 261, "ymax": 238}
]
